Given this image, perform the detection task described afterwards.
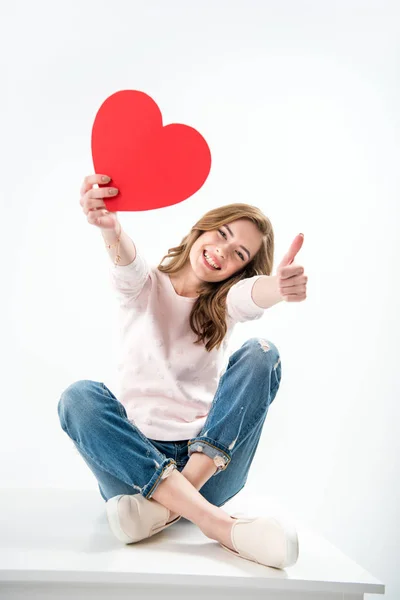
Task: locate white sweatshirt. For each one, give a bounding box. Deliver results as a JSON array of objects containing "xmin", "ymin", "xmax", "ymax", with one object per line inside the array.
[{"xmin": 107, "ymin": 244, "xmax": 265, "ymax": 441}]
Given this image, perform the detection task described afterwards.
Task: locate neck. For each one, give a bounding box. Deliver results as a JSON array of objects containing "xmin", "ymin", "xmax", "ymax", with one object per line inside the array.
[{"xmin": 168, "ymin": 268, "xmax": 202, "ymax": 298}]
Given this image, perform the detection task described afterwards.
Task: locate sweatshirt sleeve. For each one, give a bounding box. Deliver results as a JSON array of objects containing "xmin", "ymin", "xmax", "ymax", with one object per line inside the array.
[
  {"xmin": 226, "ymin": 275, "xmax": 266, "ymax": 323},
  {"xmin": 107, "ymin": 244, "xmax": 150, "ymax": 301}
]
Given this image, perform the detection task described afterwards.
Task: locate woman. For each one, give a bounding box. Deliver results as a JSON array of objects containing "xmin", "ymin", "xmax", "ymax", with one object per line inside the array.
[{"xmin": 58, "ymin": 173, "xmax": 307, "ymax": 569}]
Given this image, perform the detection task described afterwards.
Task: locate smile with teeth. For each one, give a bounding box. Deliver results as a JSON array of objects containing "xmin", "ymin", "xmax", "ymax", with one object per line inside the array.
[{"xmin": 203, "ymin": 250, "xmax": 221, "ymax": 270}]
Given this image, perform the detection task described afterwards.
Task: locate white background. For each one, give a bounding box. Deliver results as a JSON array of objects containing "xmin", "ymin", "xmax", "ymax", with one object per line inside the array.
[{"xmin": 1, "ymin": 0, "xmax": 399, "ymax": 598}]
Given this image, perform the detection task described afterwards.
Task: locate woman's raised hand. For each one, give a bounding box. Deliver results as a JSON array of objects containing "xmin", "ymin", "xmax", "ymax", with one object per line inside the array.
[{"xmin": 80, "ymin": 174, "xmax": 119, "ymax": 231}]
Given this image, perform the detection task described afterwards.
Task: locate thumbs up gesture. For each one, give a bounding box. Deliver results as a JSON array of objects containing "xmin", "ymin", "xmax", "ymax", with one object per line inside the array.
[{"xmin": 276, "ymin": 234, "xmax": 308, "ymax": 302}]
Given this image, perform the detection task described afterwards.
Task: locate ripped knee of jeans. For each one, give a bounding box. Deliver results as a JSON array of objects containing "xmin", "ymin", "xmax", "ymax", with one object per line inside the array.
[
  {"xmin": 258, "ymin": 338, "xmax": 270, "ymax": 352},
  {"xmin": 258, "ymin": 338, "xmax": 281, "ymax": 370}
]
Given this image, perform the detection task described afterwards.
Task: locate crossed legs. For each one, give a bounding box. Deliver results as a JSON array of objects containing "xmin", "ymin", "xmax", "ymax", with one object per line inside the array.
[{"xmin": 151, "ymin": 452, "xmax": 236, "ymax": 550}]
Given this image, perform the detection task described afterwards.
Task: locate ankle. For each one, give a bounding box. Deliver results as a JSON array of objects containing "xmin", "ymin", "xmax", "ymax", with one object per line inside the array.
[
  {"xmin": 181, "ymin": 453, "xmax": 217, "ymax": 490},
  {"xmin": 199, "ymin": 512, "xmax": 235, "ymax": 541}
]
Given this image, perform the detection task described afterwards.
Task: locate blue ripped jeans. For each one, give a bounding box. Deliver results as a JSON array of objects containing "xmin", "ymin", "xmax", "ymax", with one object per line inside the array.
[{"xmin": 57, "ymin": 338, "xmax": 281, "ymax": 507}]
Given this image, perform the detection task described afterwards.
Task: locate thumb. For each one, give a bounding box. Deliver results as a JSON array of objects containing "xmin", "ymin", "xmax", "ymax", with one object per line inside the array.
[{"xmin": 277, "ymin": 233, "xmax": 304, "ymax": 270}]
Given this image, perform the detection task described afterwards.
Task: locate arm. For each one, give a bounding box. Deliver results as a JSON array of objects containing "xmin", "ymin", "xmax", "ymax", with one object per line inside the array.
[
  {"xmin": 101, "ymin": 223, "xmax": 137, "ymax": 266},
  {"xmin": 251, "ymin": 275, "xmax": 283, "ymax": 309}
]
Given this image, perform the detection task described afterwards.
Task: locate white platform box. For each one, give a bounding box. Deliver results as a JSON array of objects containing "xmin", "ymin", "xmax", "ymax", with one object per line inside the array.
[{"xmin": 0, "ymin": 488, "xmax": 385, "ymax": 600}]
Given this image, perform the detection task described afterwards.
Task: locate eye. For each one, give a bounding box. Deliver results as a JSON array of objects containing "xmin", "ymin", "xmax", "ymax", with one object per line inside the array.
[{"xmin": 218, "ymin": 229, "xmax": 245, "ymax": 261}]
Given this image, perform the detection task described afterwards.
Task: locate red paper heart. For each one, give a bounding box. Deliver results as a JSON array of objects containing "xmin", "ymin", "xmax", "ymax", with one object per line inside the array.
[{"xmin": 91, "ymin": 90, "xmax": 212, "ymax": 212}]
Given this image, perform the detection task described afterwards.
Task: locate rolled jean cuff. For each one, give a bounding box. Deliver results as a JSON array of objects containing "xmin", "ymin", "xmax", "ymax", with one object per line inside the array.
[
  {"xmin": 142, "ymin": 458, "xmax": 178, "ymax": 499},
  {"xmin": 187, "ymin": 437, "xmax": 231, "ymax": 474}
]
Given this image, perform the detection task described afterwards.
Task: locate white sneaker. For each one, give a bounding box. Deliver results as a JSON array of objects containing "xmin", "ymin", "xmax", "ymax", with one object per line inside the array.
[
  {"xmin": 220, "ymin": 514, "xmax": 299, "ymax": 569},
  {"xmin": 106, "ymin": 493, "xmax": 181, "ymax": 544}
]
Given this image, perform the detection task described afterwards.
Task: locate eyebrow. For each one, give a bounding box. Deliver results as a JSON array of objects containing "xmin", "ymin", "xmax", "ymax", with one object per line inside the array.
[{"xmin": 223, "ymin": 225, "xmax": 251, "ymax": 260}]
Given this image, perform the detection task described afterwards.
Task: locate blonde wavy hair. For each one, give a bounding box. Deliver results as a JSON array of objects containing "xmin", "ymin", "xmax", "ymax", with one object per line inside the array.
[{"xmin": 157, "ymin": 203, "xmax": 274, "ymax": 353}]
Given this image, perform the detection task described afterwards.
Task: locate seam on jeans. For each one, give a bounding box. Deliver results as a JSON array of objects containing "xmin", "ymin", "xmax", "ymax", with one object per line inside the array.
[
  {"xmin": 187, "ymin": 439, "xmax": 231, "ymax": 463},
  {"xmin": 145, "ymin": 459, "xmax": 177, "ymax": 499},
  {"xmin": 116, "ymin": 400, "xmax": 126, "ymax": 419},
  {"xmin": 101, "ymin": 383, "xmax": 127, "ymax": 420},
  {"xmin": 271, "ymin": 363, "xmax": 281, "ymax": 397},
  {"xmin": 101, "ymin": 382, "xmax": 111, "ymax": 396}
]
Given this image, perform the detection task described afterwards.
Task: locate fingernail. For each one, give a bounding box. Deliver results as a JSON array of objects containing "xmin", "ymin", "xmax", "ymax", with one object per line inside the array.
[{"xmin": 102, "ymin": 176, "xmax": 110, "ymax": 182}]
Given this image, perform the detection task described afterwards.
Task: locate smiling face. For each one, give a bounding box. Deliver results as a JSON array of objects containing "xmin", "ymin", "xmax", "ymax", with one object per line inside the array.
[{"xmin": 190, "ymin": 218, "xmax": 264, "ymax": 282}]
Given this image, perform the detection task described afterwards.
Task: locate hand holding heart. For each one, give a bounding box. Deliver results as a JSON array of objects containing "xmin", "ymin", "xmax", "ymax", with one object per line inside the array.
[{"xmin": 276, "ymin": 234, "xmax": 308, "ymax": 302}]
